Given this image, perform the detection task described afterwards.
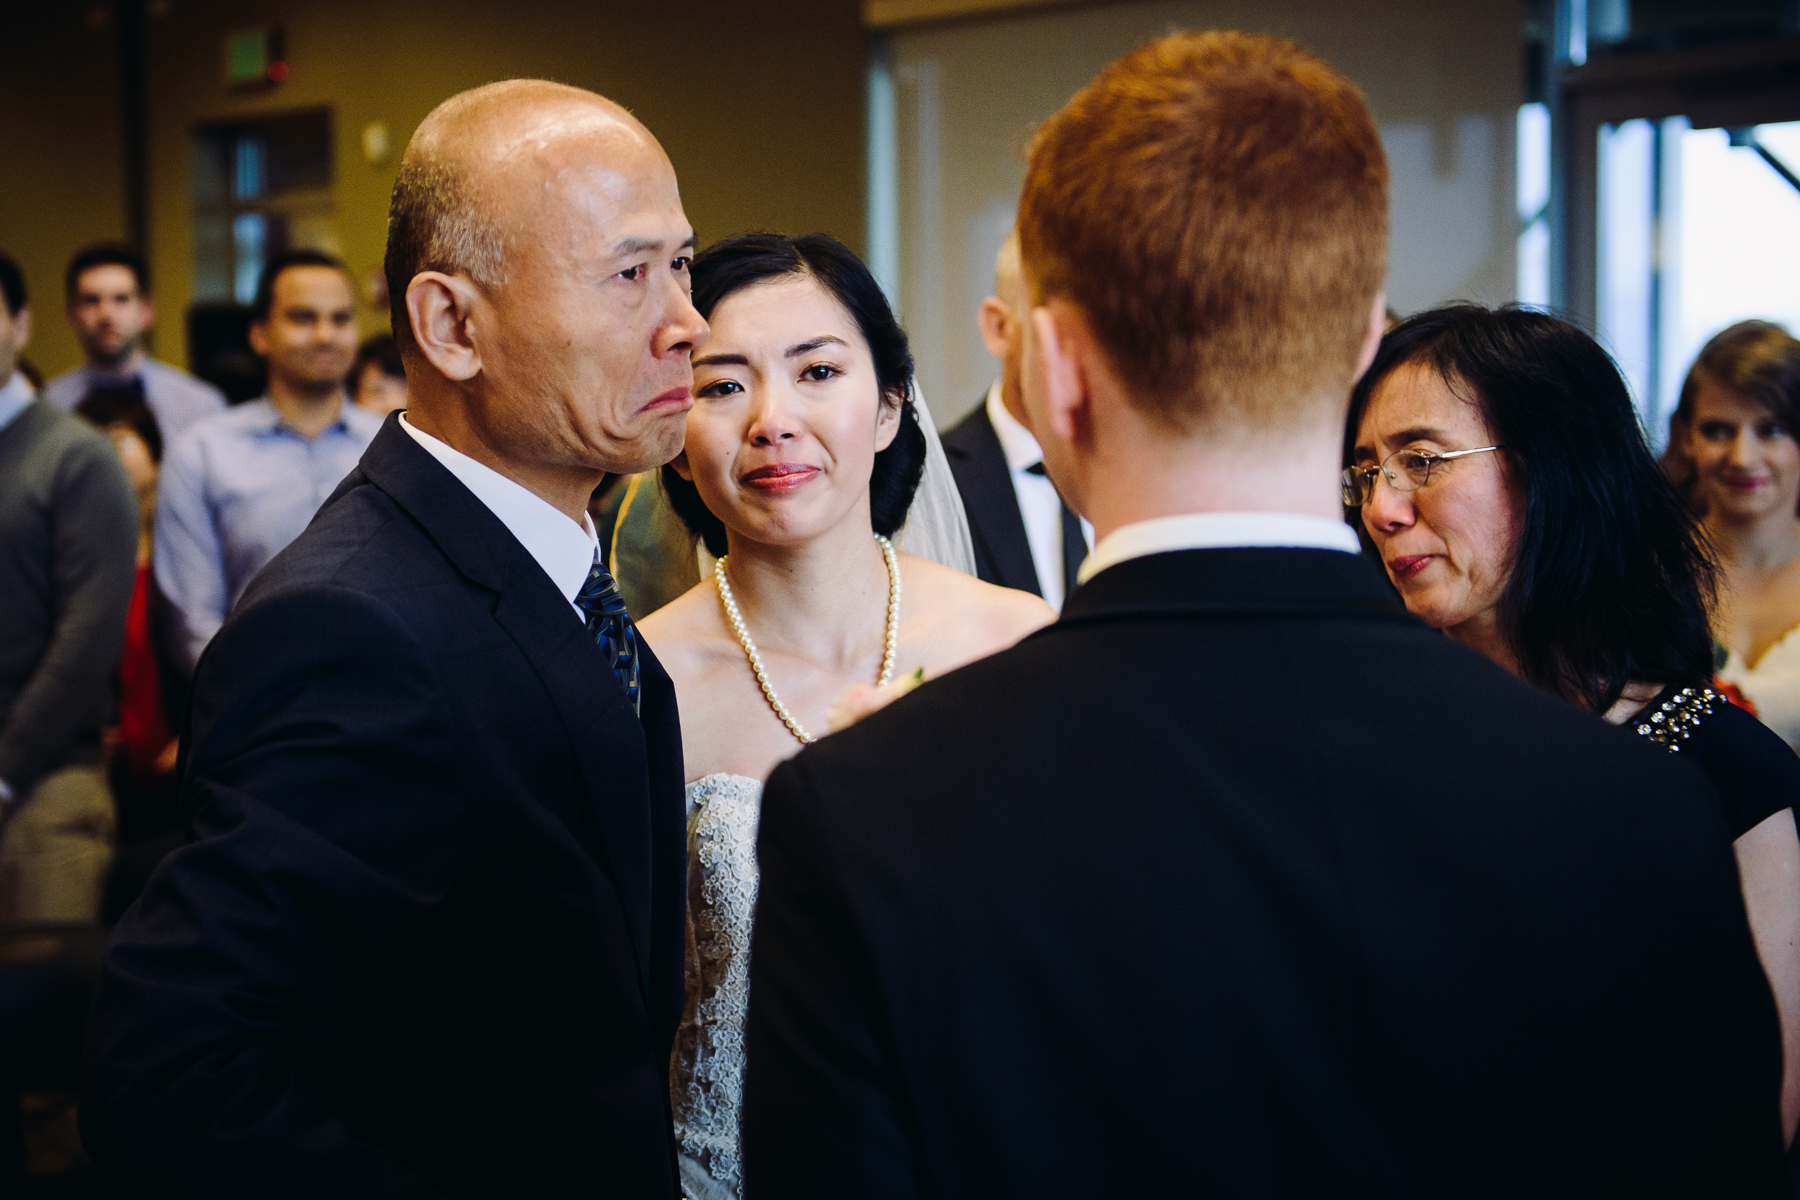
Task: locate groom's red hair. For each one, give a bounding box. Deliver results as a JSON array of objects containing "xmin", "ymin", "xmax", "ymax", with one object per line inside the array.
[{"xmin": 1017, "ymin": 30, "xmax": 1388, "ymax": 434}]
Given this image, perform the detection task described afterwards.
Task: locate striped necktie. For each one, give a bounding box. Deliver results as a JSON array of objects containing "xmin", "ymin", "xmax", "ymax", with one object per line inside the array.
[{"xmin": 575, "ymin": 549, "xmax": 641, "ymax": 716}]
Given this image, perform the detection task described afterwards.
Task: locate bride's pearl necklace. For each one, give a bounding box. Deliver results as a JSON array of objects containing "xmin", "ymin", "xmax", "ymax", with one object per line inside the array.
[{"xmin": 714, "ymin": 533, "xmax": 900, "ymax": 745}]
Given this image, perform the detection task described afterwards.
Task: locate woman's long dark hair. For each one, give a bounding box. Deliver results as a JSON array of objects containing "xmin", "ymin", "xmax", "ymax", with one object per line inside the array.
[
  {"xmin": 1345, "ymin": 304, "xmax": 1717, "ymax": 713},
  {"xmin": 662, "ymin": 232, "xmax": 925, "ymax": 558}
]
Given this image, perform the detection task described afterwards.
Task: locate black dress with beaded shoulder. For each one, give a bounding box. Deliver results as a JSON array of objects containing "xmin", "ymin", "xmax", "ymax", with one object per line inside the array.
[{"xmin": 1634, "ymin": 684, "xmax": 1800, "ymax": 838}]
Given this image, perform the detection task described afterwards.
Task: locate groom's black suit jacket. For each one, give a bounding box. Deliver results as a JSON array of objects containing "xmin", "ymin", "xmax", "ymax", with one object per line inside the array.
[
  {"xmin": 743, "ymin": 547, "xmax": 1787, "ymax": 1198},
  {"xmin": 82, "ymin": 416, "xmax": 687, "ymax": 1198}
]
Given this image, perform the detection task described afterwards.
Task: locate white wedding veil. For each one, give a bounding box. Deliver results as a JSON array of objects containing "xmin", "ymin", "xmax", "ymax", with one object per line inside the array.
[{"xmin": 895, "ymin": 383, "xmax": 978, "ymax": 575}]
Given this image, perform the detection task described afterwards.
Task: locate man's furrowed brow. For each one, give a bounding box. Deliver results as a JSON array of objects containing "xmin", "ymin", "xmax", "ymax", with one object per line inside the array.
[{"xmin": 612, "ymin": 232, "xmax": 696, "ymax": 257}]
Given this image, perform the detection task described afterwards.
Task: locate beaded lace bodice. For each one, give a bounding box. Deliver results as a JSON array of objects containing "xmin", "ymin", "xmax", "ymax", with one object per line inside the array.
[{"xmin": 672, "ymin": 772, "xmax": 763, "ymax": 1199}]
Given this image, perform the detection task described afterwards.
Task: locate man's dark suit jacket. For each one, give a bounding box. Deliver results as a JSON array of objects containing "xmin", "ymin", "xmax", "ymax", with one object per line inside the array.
[
  {"xmin": 942, "ymin": 399, "xmax": 1040, "ymax": 595},
  {"xmin": 742, "ymin": 547, "xmax": 1788, "ymax": 1198},
  {"xmin": 81, "ymin": 417, "xmax": 688, "ymax": 1198}
]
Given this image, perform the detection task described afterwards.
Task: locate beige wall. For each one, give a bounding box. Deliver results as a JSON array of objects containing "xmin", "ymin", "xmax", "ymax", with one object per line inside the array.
[
  {"xmin": 0, "ymin": 6, "xmax": 127, "ymax": 382},
  {"xmin": 5, "ymin": 0, "xmax": 1520, "ymax": 410},
  {"xmin": 883, "ymin": 0, "xmax": 1523, "ymax": 425},
  {"xmin": 2, "ymin": 0, "xmax": 867, "ymax": 379}
]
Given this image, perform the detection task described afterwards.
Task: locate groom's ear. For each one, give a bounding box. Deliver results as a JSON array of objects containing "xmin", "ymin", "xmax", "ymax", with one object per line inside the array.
[
  {"xmin": 407, "ymin": 271, "xmax": 484, "ymax": 383},
  {"xmin": 1027, "ymin": 300, "xmax": 1092, "ymax": 446}
]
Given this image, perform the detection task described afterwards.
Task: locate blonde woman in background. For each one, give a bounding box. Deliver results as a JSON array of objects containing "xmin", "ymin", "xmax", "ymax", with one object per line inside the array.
[{"xmin": 1669, "ymin": 321, "xmax": 1800, "ymax": 752}]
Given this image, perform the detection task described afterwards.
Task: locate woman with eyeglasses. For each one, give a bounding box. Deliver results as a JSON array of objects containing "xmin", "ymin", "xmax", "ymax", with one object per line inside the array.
[{"xmin": 1345, "ymin": 303, "xmax": 1800, "ymax": 1147}]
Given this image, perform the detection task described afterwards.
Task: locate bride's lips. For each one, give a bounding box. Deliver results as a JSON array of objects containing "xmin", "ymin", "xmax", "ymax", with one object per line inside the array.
[
  {"xmin": 741, "ymin": 463, "xmax": 819, "ymax": 492},
  {"xmin": 638, "ymin": 386, "xmax": 693, "ymax": 415},
  {"xmin": 1388, "ymin": 554, "xmax": 1433, "ymax": 581}
]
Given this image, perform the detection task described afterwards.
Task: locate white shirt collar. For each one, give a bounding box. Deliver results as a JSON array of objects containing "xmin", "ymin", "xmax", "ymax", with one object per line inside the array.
[
  {"xmin": 399, "ymin": 413, "xmax": 597, "ymax": 617},
  {"xmin": 984, "ymin": 382, "xmax": 1046, "ymax": 474},
  {"xmin": 1077, "ymin": 511, "xmax": 1361, "ymax": 584},
  {"xmin": 0, "ymin": 371, "xmax": 35, "ymax": 432}
]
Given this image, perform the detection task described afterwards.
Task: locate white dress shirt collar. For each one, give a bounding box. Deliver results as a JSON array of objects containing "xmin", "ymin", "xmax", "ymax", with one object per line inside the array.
[
  {"xmin": 984, "ymin": 382, "xmax": 1046, "ymax": 473},
  {"xmin": 1077, "ymin": 511, "xmax": 1362, "ymax": 584},
  {"xmin": 399, "ymin": 414, "xmax": 597, "ymax": 618},
  {"xmin": 0, "ymin": 371, "xmax": 35, "ymax": 433}
]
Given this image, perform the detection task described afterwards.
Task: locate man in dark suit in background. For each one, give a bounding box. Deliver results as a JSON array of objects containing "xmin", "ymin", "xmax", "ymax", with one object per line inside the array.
[
  {"xmin": 742, "ymin": 32, "xmax": 1787, "ymax": 1197},
  {"xmin": 82, "ymin": 80, "xmax": 707, "ymax": 1198},
  {"xmin": 943, "ymin": 231, "xmax": 1089, "ymax": 609}
]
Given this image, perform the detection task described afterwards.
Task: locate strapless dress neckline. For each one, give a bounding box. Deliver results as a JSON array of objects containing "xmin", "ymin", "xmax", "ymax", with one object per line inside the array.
[
  {"xmin": 687, "ymin": 771, "xmax": 764, "ymax": 790},
  {"xmin": 1718, "ymin": 623, "xmax": 1800, "ymax": 754}
]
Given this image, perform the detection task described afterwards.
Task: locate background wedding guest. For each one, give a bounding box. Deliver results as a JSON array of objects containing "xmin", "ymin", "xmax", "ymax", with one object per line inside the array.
[
  {"xmin": 1665, "ymin": 321, "xmax": 1800, "ymax": 751},
  {"xmin": 350, "ymin": 332, "xmax": 408, "ymax": 417},
  {"xmin": 152, "ymin": 249, "xmax": 378, "ymax": 673},
  {"xmin": 641, "ymin": 231, "xmax": 1049, "ymax": 1200},
  {"xmin": 595, "ymin": 469, "xmax": 705, "ymax": 616},
  {"xmin": 1346, "ymin": 303, "xmax": 1800, "ymax": 1144},
  {"xmin": 42, "ymin": 243, "xmax": 226, "ymax": 440},
  {"xmin": 0, "ymin": 252, "xmax": 137, "ymax": 925},
  {"xmin": 70, "ymin": 386, "xmax": 182, "ymax": 872},
  {"xmin": 741, "ymin": 31, "xmax": 1789, "ymax": 1197},
  {"xmin": 943, "ymin": 231, "xmax": 1090, "ymax": 608}
]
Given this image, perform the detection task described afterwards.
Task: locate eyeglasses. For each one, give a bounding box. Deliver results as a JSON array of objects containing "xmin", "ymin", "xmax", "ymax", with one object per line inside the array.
[{"xmin": 1341, "ymin": 445, "xmax": 1505, "ymax": 507}]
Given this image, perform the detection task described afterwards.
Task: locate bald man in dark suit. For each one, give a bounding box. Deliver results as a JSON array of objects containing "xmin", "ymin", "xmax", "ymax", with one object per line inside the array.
[
  {"xmin": 84, "ymin": 81, "xmax": 707, "ymax": 1198},
  {"xmin": 943, "ymin": 233, "xmax": 1089, "ymax": 609}
]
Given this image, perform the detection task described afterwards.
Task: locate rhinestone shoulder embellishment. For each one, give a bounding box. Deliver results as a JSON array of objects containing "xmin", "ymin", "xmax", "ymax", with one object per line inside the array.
[{"xmin": 1634, "ymin": 686, "xmax": 1720, "ymax": 752}]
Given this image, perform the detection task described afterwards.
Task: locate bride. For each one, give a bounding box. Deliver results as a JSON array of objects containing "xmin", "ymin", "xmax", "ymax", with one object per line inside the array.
[{"xmin": 638, "ymin": 232, "xmax": 1053, "ymax": 1199}]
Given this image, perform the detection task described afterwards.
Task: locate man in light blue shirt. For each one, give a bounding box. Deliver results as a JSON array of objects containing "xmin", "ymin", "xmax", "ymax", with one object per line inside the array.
[
  {"xmin": 155, "ymin": 249, "xmax": 378, "ymax": 672},
  {"xmin": 43, "ymin": 243, "xmax": 226, "ymax": 439}
]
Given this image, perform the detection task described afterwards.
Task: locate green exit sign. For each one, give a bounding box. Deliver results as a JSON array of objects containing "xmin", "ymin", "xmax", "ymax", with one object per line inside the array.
[{"xmin": 224, "ymin": 26, "xmax": 282, "ymax": 86}]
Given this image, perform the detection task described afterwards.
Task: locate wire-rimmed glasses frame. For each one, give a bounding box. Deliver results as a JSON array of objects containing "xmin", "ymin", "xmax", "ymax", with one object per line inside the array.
[{"xmin": 1341, "ymin": 444, "xmax": 1506, "ymax": 508}]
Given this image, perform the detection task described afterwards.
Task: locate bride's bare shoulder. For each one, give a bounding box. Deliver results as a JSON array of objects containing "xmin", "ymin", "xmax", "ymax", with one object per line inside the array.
[
  {"xmin": 635, "ymin": 578, "xmax": 727, "ymax": 677},
  {"xmin": 902, "ymin": 555, "xmax": 1057, "ymax": 661}
]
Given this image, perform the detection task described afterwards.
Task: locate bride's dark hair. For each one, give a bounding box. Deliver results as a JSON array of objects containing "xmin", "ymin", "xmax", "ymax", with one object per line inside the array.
[{"xmin": 661, "ymin": 232, "xmax": 927, "ymax": 558}]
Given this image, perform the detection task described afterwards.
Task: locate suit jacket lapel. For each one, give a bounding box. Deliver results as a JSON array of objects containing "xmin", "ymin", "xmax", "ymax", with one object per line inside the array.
[
  {"xmin": 356, "ymin": 417, "xmax": 657, "ymax": 993},
  {"xmin": 488, "ymin": 586, "xmax": 654, "ymax": 990},
  {"xmin": 626, "ymin": 632, "xmax": 688, "ymax": 1039},
  {"xmin": 945, "ymin": 406, "xmax": 1041, "ymax": 595}
]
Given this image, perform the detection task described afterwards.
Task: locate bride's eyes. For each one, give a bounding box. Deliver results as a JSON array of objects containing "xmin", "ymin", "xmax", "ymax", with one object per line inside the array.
[
  {"xmin": 697, "ymin": 363, "xmax": 842, "ymax": 398},
  {"xmin": 696, "ymin": 378, "xmax": 743, "ymax": 399}
]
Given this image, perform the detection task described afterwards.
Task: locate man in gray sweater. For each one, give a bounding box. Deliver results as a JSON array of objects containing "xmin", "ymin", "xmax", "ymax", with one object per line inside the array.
[{"xmin": 0, "ymin": 252, "xmax": 137, "ymax": 923}]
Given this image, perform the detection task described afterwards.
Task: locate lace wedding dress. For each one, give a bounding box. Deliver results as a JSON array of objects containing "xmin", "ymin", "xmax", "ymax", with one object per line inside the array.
[{"xmin": 672, "ymin": 773, "xmax": 762, "ymax": 1200}]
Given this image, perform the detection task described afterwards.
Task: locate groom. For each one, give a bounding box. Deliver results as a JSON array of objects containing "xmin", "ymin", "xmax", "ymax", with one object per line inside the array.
[
  {"xmin": 742, "ymin": 31, "xmax": 1787, "ymax": 1197},
  {"xmin": 82, "ymin": 82, "xmax": 705, "ymax": 1196}
]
